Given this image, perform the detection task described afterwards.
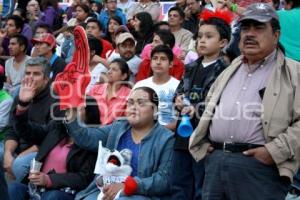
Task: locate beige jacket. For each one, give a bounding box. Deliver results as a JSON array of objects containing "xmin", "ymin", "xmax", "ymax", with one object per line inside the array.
[{"xmin": 189, "ymin": 49, "xmax": 300, "ymax": 182}]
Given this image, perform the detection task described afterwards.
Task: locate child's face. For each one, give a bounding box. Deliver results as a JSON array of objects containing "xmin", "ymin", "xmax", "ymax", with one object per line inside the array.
[
  {"xmin": 197, "ymin": 24, "xmax": 227, "ymax": 58},
  {"xmin": 151, "ymin": 35, "xmax": 163, "ymax": 48},
  {"xmin": 91, "ymin": 3, "xmax": 99, "ymax": 12},
  {"xmin": 150, "ymin": 52, "xmax": 172, "ymax": 75},
  {"xmin": 64, "ymin": 31, "xmax": 72, "ymax": 38}
]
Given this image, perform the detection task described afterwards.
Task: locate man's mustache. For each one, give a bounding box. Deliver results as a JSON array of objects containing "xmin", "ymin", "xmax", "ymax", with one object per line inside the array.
[{"xmin": 243, "ymin": 37, "xmax": 259, "ymax": 45}]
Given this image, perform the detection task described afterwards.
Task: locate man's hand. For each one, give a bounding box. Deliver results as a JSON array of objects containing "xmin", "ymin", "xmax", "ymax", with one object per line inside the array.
[
  {"xmin": 181, "ymin": 105, "xmax": 195, "ymax": 118},
  {"xmin": 28, "ymin": 172, "xmax": 48, "ymax": 186},
  {"xmin": 175, "ymin": 95, "xmax": 184, "ymax": 111},
  {"xmin": 53, "ymin": 26, "xmax": 91, "ymax": 110},
  {"xmin": 102, "ymin": 183, "xmax": 124, "ymax": 200},
  {"xmin": 19, "ymin": 77, "xmax": 37, "ymax": 103},
  {"xmin": 3, "ymin": 152, "xmax": 15, "ymax": 180},
  {"xmin": 243, "ymin": 146, "xmax": 275, "ymax": 165},
  {"xmin": 207, "ymin": 145, "xmax": 214, "ymax": 154}
]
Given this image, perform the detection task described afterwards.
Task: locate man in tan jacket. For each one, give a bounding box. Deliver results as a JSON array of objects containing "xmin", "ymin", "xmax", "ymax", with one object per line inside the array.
[{"xmin": 189, "ymin": 3, "xmax": 300, "ymax": 200}]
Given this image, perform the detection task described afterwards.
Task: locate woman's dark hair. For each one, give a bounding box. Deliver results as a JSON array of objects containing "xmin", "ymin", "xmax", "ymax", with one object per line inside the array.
[
  {"xmin": 105, "ymin": 16, "xmax": 122, "ymax": 44},
  {"xmin": 151, "ymin": 44, "xmax": 174, "ymax": 62},
  {"xmin": 88, "ymin": 35, "xmax": 103, "ymax": 55},
  {"xmin": 107, "ymin": 15, "xmax": 122, "ymax": 32},
  {"xmin": 91, "ymin": 1, "xmax": 103, "ymax": 12},
  {"xmin": 110, "ymin": 58, "xmax": 130, "ymax": 81},
  {"xmin": 133, "ymin": 87, "xmax": 159, "ymax": 109},
  {"xmin": 153, "ymin": 21, "xmax": 170, "ymax": 32},
  {"xmin": 134, "ymin": 12, "xmax": 154, "ymax": 36},
  {"xmin": 200, "ymin": 18, "xmax": 231, "ymax": 41},
  {"xmin": 154, "ymin": 29, "xmax": 176, "ymax": 49},
  {"xmin": 40, "ymin": 0, "xmax": 58, "ymax": 10},
  {"xmin": 84, "ymin": 95, "xmax": 101, "ymax": 125},
  {"xmin": 76, "ymin": 3, "xmax": 91, "ymax": 15}
]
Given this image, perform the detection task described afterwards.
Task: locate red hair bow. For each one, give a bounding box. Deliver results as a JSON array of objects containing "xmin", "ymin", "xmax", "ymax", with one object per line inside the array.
[{"xmin": 199, "ymin": 9, "xmax": 234, "ymax": 25}]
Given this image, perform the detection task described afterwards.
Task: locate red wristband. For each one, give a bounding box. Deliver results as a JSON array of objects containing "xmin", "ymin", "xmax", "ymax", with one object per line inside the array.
[{"xmin": 124, "ymin": 176, "xmax": 138, "ymax": 196}]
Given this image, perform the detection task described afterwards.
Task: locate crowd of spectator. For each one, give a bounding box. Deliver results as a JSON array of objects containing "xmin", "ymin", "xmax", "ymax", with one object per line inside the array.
[{"xmin": 0, "ymin": 0, "xmax": 300, "ymax": 199}]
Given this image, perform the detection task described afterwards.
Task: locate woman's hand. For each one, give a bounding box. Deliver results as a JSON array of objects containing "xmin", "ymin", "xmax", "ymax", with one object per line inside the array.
[
  {"xmin": 102, "ymin": 183, "xmax": 124, "ymax": 200},
  {"xmin": 28, "ymin": 172, "xmax": 48, "ymax": 186}
]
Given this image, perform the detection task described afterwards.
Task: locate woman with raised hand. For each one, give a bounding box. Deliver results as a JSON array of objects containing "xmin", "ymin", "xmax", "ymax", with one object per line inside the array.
[{"xmin": 65, "ymin": 87, "xmax": 174, "ymax": 200}]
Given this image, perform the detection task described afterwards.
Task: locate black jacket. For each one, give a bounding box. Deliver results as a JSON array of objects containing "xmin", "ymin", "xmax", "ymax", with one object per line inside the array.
[
  {"xmin": 174, "ymin": 57, "xmax": 228, "ymax": 150},
  {"xmin": 14, "ymin": 112, "xmax": 96, "ymax": 191},
  {"xmin": 5, "ymin": 84, "xmax": 60, "ymax": 153}
]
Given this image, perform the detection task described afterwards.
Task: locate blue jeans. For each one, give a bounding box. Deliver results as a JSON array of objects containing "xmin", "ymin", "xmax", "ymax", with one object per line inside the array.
[
  {"xmin": 171, "ymin": 150, "xmax": 204, "ymax": 200},
  {"xmin": 12, "ymin": 152, "xmax": 37, "ymax": 182},
  {"xmin": 202, "ymin": 150, "xmax": 289, "ymax": 200},
  {"xmin": 8, "ymin": 182, "xmax": 75, "ymax": 200},
  {"xmin": 292, "ymin": 170, "xmax": 300, "ymax": 190}
]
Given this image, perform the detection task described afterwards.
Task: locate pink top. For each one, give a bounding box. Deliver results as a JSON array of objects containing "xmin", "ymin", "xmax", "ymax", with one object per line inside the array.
[
  {"xmin": 89, "ymin": 83, "xmax": 131, "ymax": 125},
  {"xmin": 42, "ymin": 138, "xmax": 72, "ymax": 187},
  {"xmin": 140, "ymin": 44, "xmax": 182, "ymax": 60},
  {"xmin": 42, "ymin": 138, "xmax": 71, "ymax": 174}
]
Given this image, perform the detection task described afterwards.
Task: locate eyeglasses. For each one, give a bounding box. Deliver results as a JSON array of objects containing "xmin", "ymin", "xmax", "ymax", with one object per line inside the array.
[{"xmin": 127, "ymin": 99, "xmax": 152, "ymax": 107}]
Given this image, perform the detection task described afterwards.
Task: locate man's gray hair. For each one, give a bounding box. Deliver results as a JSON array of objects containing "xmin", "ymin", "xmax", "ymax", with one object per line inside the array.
[{"xmin": 25, "ymin": 57, "xmax": 51, "ymax": 78}]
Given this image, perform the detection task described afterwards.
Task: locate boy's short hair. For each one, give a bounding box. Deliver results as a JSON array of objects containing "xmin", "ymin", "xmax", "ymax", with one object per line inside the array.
[
  {"xmin": 35, "ymin": 24, "xmax": 52, "ymax": 34},
  {"xmin": 154, "ymin": 29, "xmax": 175, "ymax": 49},
  {"xmin": 86, "ymin": 18, "xmax": 103, "ymax": 31},
  {"xmin": 151, "ymin": 45, "xmax": 174, "ymax": 62},
  {"xmin": 168, "ymin": 6, "xmax": 185, "ymax": 19},
  {"xmin": 200, "ymin": 18, "xmax": 231, "ymax": 41},
  {"xmin": 7, "ymin": 15, "xmax": 24, "ymax": 31},
  {"xmin": 10, "ymin": 34, "xmax": 28, "ymax": 53}
]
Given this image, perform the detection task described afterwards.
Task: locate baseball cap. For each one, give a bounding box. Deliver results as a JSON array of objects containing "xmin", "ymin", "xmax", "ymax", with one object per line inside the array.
[
  {"xmin": 115, "ymin": 32, "xmax": 136, "ymax": 45},
  {"xmin": 32, "ymin": 33, "xmax": 56, "ymax": 49},
  {"xmin": 239, "ymin": 3, "xmax": 279, "ymax": 23}
]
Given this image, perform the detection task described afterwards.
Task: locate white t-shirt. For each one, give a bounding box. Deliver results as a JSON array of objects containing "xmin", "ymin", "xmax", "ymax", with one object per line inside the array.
[
  {"xmin": 86, "ymin": 63, "xmax": 108, "ymax": 93},
  {"xmin": 5, "ymin": 55, "xmax": 31, "ymax": 86},
  {"xmin": 133, "ymin": 76, "xmax": 180, "ymax": 125}
]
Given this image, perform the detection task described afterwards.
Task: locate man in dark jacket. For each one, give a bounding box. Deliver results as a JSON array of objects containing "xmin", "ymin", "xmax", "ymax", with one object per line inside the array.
[{"xmin": 3, "ymin": 57, "xmax": 60, "ymax": 182}]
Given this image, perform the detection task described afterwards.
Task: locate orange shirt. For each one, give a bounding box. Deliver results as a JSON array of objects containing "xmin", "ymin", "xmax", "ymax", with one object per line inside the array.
[{"xmin": 89, "ymin": 83, "xmax": 131, "ymax": 125}]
